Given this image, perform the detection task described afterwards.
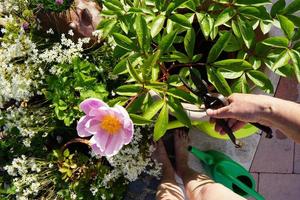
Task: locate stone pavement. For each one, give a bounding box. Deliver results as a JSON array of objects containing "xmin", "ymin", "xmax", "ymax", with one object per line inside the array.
[{"xmin": 249, "ymin": 77, "xmax": 300, "ymax": 200}]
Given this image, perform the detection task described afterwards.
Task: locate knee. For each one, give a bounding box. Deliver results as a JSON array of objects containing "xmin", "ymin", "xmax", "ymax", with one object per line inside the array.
[{"xmin": 200, "ymin": 183, "xmax": 224, "ymax": 199}]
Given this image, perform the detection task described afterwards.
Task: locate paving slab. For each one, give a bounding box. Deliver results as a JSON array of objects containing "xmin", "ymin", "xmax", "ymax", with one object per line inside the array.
[
  {"xmin": 294, "ymin": 143, "xmax": 300, "ymax": 174},
  {"xmin": 250, "ymin": 130, "xmax": 294, "ymax": 173},
  {"xmin": 259, "ymin": 173, "xmax": 300, "ymax": 200}
]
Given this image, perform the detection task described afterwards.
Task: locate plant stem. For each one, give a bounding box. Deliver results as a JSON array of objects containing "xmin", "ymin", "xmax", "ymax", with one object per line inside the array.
[
  {"xmin": 168, "ymin": 62, "xmax": 206, "ymax": 73},
  {"xmin": 61, "ymin": 138, "xmax": 91, "ymax": 152}
]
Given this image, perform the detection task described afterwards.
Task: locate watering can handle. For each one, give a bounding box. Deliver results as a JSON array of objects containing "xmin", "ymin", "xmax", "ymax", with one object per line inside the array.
[
  {"xmin": 188, "ymin": 146, "xmax": 214, "ymax": 165},
  {"xmin": 219, "ymin": 168, "xmax": 265, "ymax": 200}
]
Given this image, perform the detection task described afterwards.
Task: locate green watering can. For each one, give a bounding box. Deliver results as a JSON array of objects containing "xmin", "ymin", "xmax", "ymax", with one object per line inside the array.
[{"xmin": 188, "ymin": 146, "xmax": 265, "ymax": 200}]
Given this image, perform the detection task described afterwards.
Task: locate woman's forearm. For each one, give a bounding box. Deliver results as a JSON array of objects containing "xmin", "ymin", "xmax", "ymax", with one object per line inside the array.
[{"xmin": 261, "ymin": 97, "xmax": 300, "ymax": 143}]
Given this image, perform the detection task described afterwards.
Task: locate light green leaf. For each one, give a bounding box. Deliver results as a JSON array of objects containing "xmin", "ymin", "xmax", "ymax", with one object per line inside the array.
[
  {"xmin": 153, "ymin": 103, "xmax": 169, "ymax": 141},
  {"xmin": 289, "ymin": 50, "xmax": 300, "ymax": 82},
  {"xmin": 115, "ymin": 84, "xmax": 142, "ymax": 96},
  {"xmin": 113, "ymin": 53, "xmax": 140, "ymax": 75},
  {"xmin": 224, "ymin": 34, "xmax": 241, "ymax": 52},
  {"xmin": 167, "ymin": 88, "xmax": 198, "ymax": 104},
  {"xmin": 235, "ymin": 0, "xmax": 271, "ymax": 6},
  {"xmin": 143, "ymin": 99, "xmax": 164, "ymax": 120},
  {"xmin": 103, "ymin": 1, "xmax": 122, "ymax": 11},
  {"xmin": 63, "ymin": 149, "xmax": 70, "ymax": 157},
  {"xmin": 167, "ymin": 120, "xmax": 185, "ymax": 130},
  {"xmin": 207, "ymin": 31, "xmax": 232, "ymax": 63},
  {"xmin": 127, "ymin": 59, "xmax": 143, "ymax": 83},
  {"xmin": 231, "ymin": 20, "xmax": 241, "ymax": 38},
  {"xmin": 260, "ymin": 21, "xmax": 272, "ymax": 35},
  {"xmin": 135, "ymin": 14, "xmax": 150, "ymax": 51},
  {"xmin": 159, "ymin": 31, "xmax": 177, "ymax": 54},
  {"xmin": 277, "ymin": 15, "xmax": 295, "ymax": 40},
  {"xmin": 127, "ymin": 94, "xmax": 146, "ymax": 113},
  {"xmin": 219, "ymin": 68, "xmax": 244, "ymax": 79},
  {"xmin": 151, "ymin": 15, "xmax": 166, "ymax": 38},
  {"xmin": 231, "ymin": 74, "xmax": 250, "ymax": 93},
  {"xmin": 207, "ymin": 67, "xmax": 232, "ymax": 96},
  {"xmin": 168, "ymin": 96, "xmax": 191, "ymax": 127},
  {"xmin": 184, "ymin": 29, "xmax": 196, "ymax": 58},
  {"xmin": 261, "ymin": 36, "xmax": 289, "ymax": 48},
  {"xmin": 169, "ymin": 14, "xmax": 192, "ymax": 29},
  {"xmin": 238, "ymin": 18, "xmax": 255, "ymax": 49},
  {"xmin": 142, "ymin": 50, "xmax": 161, "ymax": 80},
  {"xmin": 130, "ymin": 114, "xmax": 153, "ymax": 125},
  {"xmin": 215, "ymin": 7, "xmax": 235, "ymax": 27},
  {"xmin": 272, "ymin": 49, "xmax": 290, "ymax": 70},
  {"xmin": 213, "ymin": 59, "xmax": 252, "ymax": 69},
  {"xmin": 113, "ymin": 33, "xmax": 134, "ymax": 50},
  {"xmin": 246, "ymin": 70, "xmax": 274, "ymax": 93},
  {"xmin": 199, "ymin": 14, "xmax": 211, "ymax": 40}
]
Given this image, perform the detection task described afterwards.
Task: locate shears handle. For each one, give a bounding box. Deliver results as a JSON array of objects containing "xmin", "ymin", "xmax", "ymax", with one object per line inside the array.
[
  {"xmin": 250, "ymin": 123, "xmax": 273, "ymax": 138},
  {"xmin": 215, "ymin": 118, "xmax": 242, "ymax": 148}
]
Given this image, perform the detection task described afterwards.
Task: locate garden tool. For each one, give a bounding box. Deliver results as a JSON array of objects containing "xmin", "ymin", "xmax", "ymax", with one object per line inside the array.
[
  {"xmin": 179, "ymin": 67, "xmax": 273, "ymax": 148},
  {"xmin": 188, "ymin": 146, "xmax": 265, "ymax": 200}
]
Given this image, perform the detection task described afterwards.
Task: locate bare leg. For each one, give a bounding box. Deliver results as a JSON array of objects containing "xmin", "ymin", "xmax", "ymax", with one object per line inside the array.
[
  {"xmin": 174, "ymin": 129, "xmax": 246, "ymax": 200},
  {"xmin": 154, "ymin": 140, "xmax": 184, "ymax": 200}
]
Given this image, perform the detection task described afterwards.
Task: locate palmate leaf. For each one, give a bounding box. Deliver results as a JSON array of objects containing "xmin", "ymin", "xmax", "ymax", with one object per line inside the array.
[
  {"xmin": 168, "ymin": 96, "xmax": 191, "ymax": 128},
  {"xmin": 207, "ymin": 31, "xmax": 232, "ymax": 63},
  {"xmin": 153, "ymin": 102, "xmax": 169, "ymax": 141},
  {"xmin": 246, "ymin": 70, "xmax": 274, "ymax": 93},
  {"xmin": 277, "ymin": 15, "xmax": 295, "ymax": 40}
]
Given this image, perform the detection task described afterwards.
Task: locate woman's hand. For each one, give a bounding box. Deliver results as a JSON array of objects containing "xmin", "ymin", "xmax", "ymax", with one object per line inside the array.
[{"xmin": 206, "ymin": 93, "xmax": 273, "ymax": 134}]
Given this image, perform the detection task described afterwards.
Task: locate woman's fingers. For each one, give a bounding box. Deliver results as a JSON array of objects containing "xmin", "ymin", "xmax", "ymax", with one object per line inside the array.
[{"xmin": 206, "ymin": 106, "xmax": 232, "ymax": 119}]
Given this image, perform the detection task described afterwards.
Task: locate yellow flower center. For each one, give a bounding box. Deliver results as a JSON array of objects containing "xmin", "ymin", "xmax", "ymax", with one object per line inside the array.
[{"xmin": 100, "ymin": 115, "xmax": 122, "ymax": 135}]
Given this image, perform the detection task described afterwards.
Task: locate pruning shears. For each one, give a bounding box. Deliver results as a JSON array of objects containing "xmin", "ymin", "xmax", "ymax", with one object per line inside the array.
[{"xmin": 180, "ymin": 67, "xmax": 273, "ymax": 148}]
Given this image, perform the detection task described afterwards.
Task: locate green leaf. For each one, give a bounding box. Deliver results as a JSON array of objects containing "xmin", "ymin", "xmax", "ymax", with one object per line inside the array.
[
  {"xmin": 261, "ymin": 36, "xmax": 289, "ymax": 48},
  {"xmin": 231, "ymin": 74, "xmax": 249, "ymax": 93},
  {"xmin": 235, "ymin": 0, "xmax": 271, "ymax": 6},
  {"xmin": 113, "ymin": 33, "xmax": 134, "ymax": 50},
  {"xmin": 113, "ymin": 53, "xmax": 140, "ymax": 75},
  {"xmin": 277, "ymin": 15, "xmax": 295, "ymax": 40},
  {"xmin": 207, "ymin": 31, "xmax": 232, "ymax": 63},
  {"xmin": 159, "ymin": 31, "xmax": 177, "ymax": 54},
  {"xmin": 63, "ymin": 149, "xmax": 70, "ymax": 157},
  {"xmin": 199, "ymin": 14, "xmax": 211, "ymax": 40},
  {"xmin": 260, "ymin": 21, "xmax": 272, "ymax": 35},
  {"xmin": 224, "ymin": 34, "xmax": 241, "ymax": 52},
  {"xmin": 184, "ymin": 29, "xmax": 196, "ymax": 58},
  {"xmin": 115, "ymin": 84, "xmax": 142, "ymax": 96},
  {"xmin": 213, "ymin": 59, "xmax": 252, "ymax": 69},
  {"xmin": 169, "ymin": 14, "xmax": 192, "ymax": 29},
  {"xmin": 289, "ymin": 50, "xmax": 300, "ymax": 82},
  {"xmin": 239, "ymin": 6, "xmax": 271, "ymax": 20},
  {"xmin": 246, "ymin": 70, "xmax": 274, "ymax": 93},
  {"xmin": 130, "ymin": 114, "xmax": 152, "ymax": 125},
  {"xmin": 127, "ymin": 59, "xmax": 143, "ymax": 83},
  {"xmin": 135, "ymin": 14, "xmax": 150, "ymax": 51},
  {"xmin": 167, "ymin": 88, "xmax": 198, "ymax": 104},
  {"xmin": 271, "ymin": 0, "xmax": 285, "ymax": 17},
  {"xmin": 167, "ymin": 120, "xmax": 185, "ymax": 130},
  {"xmin": 272, "ymin": 49, "xmax": 290, "ymax": 70},
  {"xmin": 238, "ymin": 18, "xmax": 255, "ymax": 49},
  {"xmin": 142, "ymin": 50, "xmax": 161, "ymax": 80},
  {"xmin": 97, "ymin": 19, "xmax": 117, "ymax": 38},
  {"xmin": 143, "ymin": 99, "xmax": 164, "ymax": 120},
  {"xmin": 168, "ymin": 96, "xmax": 191, "ymax": 127},
  {"xmin": 231, "ymin": 20, "xmax": 241, "ymax": 38},
  {"xmin": 215, "ymin": 7, "xmax": 235, "ymax": 27},
  {"xmin": 151, "ymin": 15, "xmax": 166, "ymax": 38},
  {"xmin": 153, "ymin": 103, "xmax": 169, "ymax": 141},
  {"xmin": 274, "ymin": 64, "xmax": 293, "ymax": 77},
  {"xmin": 127, "ymin": 94, "xmax": 146, "ymax": 113},
  {"xmin": 103, "ymin": 1, "xmax": 122, "ymax": 11},
  {"xmin": 207, "ymin": 67, "xmax": 232, "ymax": 96},
  {"xmin": 282, "ymin": 0, "xmax": 300, "ymax": 14}
]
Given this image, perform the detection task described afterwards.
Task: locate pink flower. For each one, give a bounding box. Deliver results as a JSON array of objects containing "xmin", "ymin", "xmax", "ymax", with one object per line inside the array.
[
  {"xmin": 76, "ymin": 98, "xmax": 134, "ymax": 157},
  {"xmin": 55, "ymin": 0, "xmax": 63, "ymax": 5}
]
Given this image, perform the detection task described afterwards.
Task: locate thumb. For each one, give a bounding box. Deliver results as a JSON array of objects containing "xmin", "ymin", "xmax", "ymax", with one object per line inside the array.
[{"xmin": 206, "ymin": 106, "xmax": 232, "ymax": 119}]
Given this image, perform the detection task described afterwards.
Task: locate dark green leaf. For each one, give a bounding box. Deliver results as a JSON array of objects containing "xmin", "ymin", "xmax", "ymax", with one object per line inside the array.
[
  {"xmin": 167, "ymin": 88, "xmax": 198, "ymax": 104},
  {"xmin": 115, "ymin": 84, "xmax": 142, "ymax": 96},
  {"xmin": 113, "ymin": 33, "xmax": 134, "ymax": 50},
  {"xmin": 238, "ymin": 18, "xmax": 255, "ymax": 49},
  {"xmin": 271, "ymin": 0, "xmax": 286, "ymax": 17},
  {"xmin": 207, "ymin": 67, "xmax": 232, "ymax": 96},
  {"xmin": 289, "ymin": 50, "xmax": 300, "ymax": 82},
  {"xmin": 169, "ymin": 14, "xmax": 192, "ymax": 29},
  {"xmin": 238, "ymin": 6, "xmax": 268, "ymax": 20},
  {"xmin": 274, "ymin": 64, "xmax": 293, "ymax": 77},
  {"xmin": 199, "ymin": 14, "xmax": 211, "ymax": 40},
  {"xmin": 151, "ymin": 15, "xmax": 166, "ymax": 38},
  {"xmin": 215, "ymin": 7, "xmax": 235, "ymax": 27},
  {"xmin": 159, "ymin": 31, "xmax": 177, "ymax": 54},
  {"xmin": 207, "ymin": 31, "xmax": 232, "ymax": 63},
  {"xmin": 184, "ymin": 29, "xmax": 196, "ymax": 58},
  {"xmin": 153, "ymin": 103, "xmax": 169, "ymax": 141},
  {"xmin": 130, "ymin": 114, "xmax": 153, "ymax": 125},
  {"xmin": 168, "ymin": 96, "xmax": 191, "ymax": 127},
  {"xmin": 113, "ymin": 53, "xmax": 140, "ymax": 75},
  {"xmin": 97, "ymin": 19, "xmax": 117, "ymax": 38},
  {"xmin": 127, "ymin": 94, "xmax": 146, "ymax": 113},
  {"xmin": 246, "ymin": 70, "xmax": 274, "ymax": 93},
  {"xmin": 277, "ymin": 15, "xmax": 295, "ymax": 40},
  {"xmin": 103, "ymin": 1, "xmax": 122, "ymax": 11},
  {"xmin": 282, "ymin": 0, "xmax": 300, "ymax": 14},
  {"xmin": 235, "ymin": 0, "xmax": 271, "ymax": 6},
  {"xmin": 143, "ymin": 99, "xmax": 164, "ymax": 120},
  {"xmin": 224, "ymin": 34, "xmax": 241, "ymax": 52},
  {"xmin": 272, "ymin": 49, "xmax": 290, "ymax": 70},
  {"xmin": 213, "ymin": 59, "xmax": 252, "ymax": 69},
  {"xmin": 127, "ymin": 59, "xmax": 143, "ymax": 83}
]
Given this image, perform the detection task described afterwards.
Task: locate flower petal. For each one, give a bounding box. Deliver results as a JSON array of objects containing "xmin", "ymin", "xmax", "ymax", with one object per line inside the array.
[
  {"xmin": 104, "ymin": 134, "xmax": 124, "ymax": 157},
  {"xmin": 85, "ymin": 119, "xmax": 101, "ymax": 134},
  {"xmin": 122, "ymin": 119, "xmax": 134, "ymax": 144},
  {"xmin": 80, "ymin": 98, "xmax": 107, "ymax": 114},
  {"xmin": 91, "ymin": 143, "xmax": 104, "ymax": 157},
  {"xmin": 76, "ymin": 116, "xmax": 93, "ymax": 137},
  {"xmin": 93, "ymin": 131, "xmax": 110, "ymax": 152}
]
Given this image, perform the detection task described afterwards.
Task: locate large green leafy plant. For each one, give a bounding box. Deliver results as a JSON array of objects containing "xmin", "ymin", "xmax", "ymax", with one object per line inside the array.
[{"xmin": 99, "ymin": 0, "xmax": 300, "ymax": 141}]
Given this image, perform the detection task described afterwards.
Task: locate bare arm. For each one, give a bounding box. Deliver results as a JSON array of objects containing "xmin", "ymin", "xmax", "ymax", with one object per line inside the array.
[{"xmin": 206, "ymin": 93, "xmax": 300, "ymax": 143}]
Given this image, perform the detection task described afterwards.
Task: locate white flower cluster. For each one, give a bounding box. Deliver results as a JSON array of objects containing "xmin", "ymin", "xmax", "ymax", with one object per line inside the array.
[
  {"xmin": 101, "ymin": 127, "xmax": 161, "ymax": 187},
  {"xmin": 4, "ymin": 156, "xmax": 56, "ymax": 200},
  {"xmin": 2, "ymin": 106, "xmax": 54, "ymax": 147},
  {"xmin": 0, "ymin": 0, "xmax": 28, "ymax": 14}
]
